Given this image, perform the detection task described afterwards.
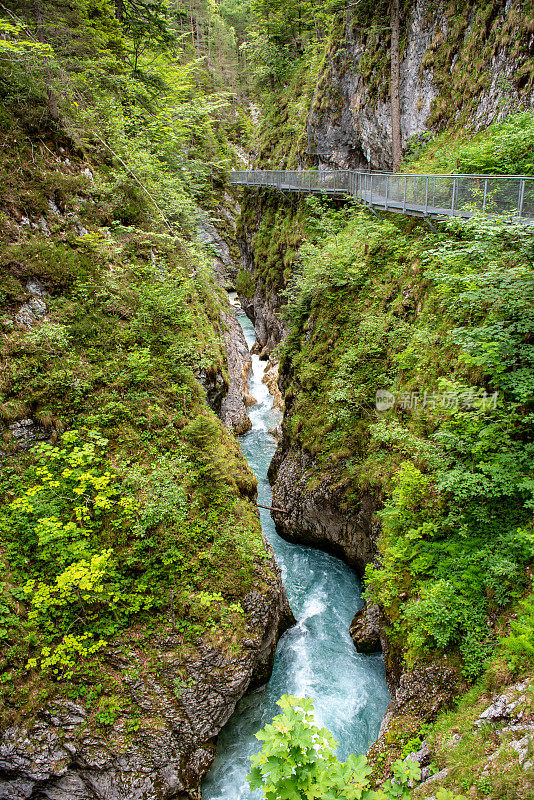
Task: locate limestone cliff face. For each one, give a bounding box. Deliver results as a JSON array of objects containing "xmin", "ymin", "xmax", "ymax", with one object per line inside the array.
[
  {"xmin": 219, "ymin": 303, "xmax": 254, "ymax": 435},
  {"xmin": 307, "ymin": 0, "xmax": 534, "ymax": 171},
  {"xmin": 268, "ymin": 445, "xmax": 378, "ymax": 577},
  {"xmin": 236, "ymin": 196, "xmax": 289, "ymax": 359},
  {"xmin": 0, "ymin": 556, "xmax": 294, "ymax": 800},
  {"xmin": 196, "ymin": 207, "xmax": 254, "ymax": 435},
  {"xmin": 196, "ymin": 299, "xmax": 254, "ymax": 436}
]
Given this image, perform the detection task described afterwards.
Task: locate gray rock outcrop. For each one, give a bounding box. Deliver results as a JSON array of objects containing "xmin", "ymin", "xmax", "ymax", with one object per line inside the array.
[
  {"xmin": 350, "ymin": 603, "xmax": 382, "ymax": 654},
  {"xmin": 0, "ymin": 560, "xmax": 294, "ymax": 800},
  {"xmin": 219, "ymin": 305, "xmax": 253, "ymax": 434},
  {"xmin": 269, "ymin": 446, "xmax": 378, "ymax": 576},
  {"xmin": 307, "ymin": 0, "xmax": 534, "ymax": 171}
]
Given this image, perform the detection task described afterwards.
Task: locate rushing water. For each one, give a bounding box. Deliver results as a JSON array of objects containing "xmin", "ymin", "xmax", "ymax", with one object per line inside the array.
[{"xmin": 202, "ymin": 301, "xmax": 390, "ymax": 800}]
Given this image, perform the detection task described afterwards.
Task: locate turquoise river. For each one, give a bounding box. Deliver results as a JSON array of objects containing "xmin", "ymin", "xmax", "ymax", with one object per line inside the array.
[{"xmin": 202, "ymin": 303, "xmax": 390, "ymax": 800}]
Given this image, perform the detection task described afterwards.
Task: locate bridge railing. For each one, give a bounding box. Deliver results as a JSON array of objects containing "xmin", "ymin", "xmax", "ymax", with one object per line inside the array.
[{"xmin": 230, "ymin": 170, "xmax": 534, "ymax": 221}]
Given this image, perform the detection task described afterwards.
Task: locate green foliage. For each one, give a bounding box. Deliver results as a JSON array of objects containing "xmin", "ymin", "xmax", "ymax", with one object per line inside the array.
[
  {"xmin": 274, "ymin": 199, "xmax": 534, "ymax": 680},
  {"xmin": 5, "ymin": 431, "xmax": 123, "ymax": 572},
  {"xmin": 248, "ymin": 695, "xmax": 467, "ymax": 800},
  {"xmin": 0, "ymin": 0, "xmax": 272, "ymax": 726},
  {"xmin": 120, "ymin": 0, "xmax": 174, "ymax": 73},
  {"xmin": 235, "ymin": 267, "xmax": 255, "ymax": 297},
  {"xmin": 93, "ymin": 693, "xmax": 124, "ymax": 726},
  {"xmin": 403, "ymin": 112, "xmax": 534, "ymax": 176},
  {"xmin": 501, "ymin": 592, "xmax": 534, "ymax": 670}
]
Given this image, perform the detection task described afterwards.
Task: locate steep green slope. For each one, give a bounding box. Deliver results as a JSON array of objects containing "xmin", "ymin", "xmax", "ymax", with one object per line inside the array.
[
  {"xmin": 238, "ymin": 186, "xmax": 534, "ymax": 797},
  {"xmin": 0, "ymin": 6, "xmax": 289, "ymax": 789}
]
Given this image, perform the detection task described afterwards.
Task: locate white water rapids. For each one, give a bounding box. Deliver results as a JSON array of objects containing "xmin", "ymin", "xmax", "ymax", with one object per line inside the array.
[{"xmin": 202, "ymin": 302, "xmax": 390, "ymax": 799}]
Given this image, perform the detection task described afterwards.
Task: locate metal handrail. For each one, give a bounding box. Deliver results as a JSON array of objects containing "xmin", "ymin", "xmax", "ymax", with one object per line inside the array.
[
  {"xmin": 229, "ymin": 170, "xmax": 534, "ymax": 223},
  {"xmin": 232, "ymin": 169, "xmax": 534, "ymax": 180}
]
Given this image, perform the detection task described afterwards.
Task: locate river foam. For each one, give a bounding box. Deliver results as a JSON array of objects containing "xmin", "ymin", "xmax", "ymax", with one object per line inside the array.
[{"xmin": 201, "ymin": 304, "xmax": 390, "ymax": 799}]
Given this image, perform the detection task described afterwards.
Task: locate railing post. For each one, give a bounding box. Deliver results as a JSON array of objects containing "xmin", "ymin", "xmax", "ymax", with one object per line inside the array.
[
  {"xmin": 370, "ymin": 173, "xmax": 373, "ymax": 206},
  {"xmin": 403, "ymin": 176, "xmax": 407, "ymax": 212},
  {"xmin": 385, "ymin": 175, "xmax": 389, "ymax": 210},
  {"xmin": 518, "ymin": 178, "xmax": 525, "ymax": 219},
  {"xmin": 451, "ymin": 176, "xmax": 457, "ymax": 216},
  {"xmin": 424, "ymin": 176, "xmax": 428, "ymax": 215},
  {"xmin": 482, "ymin": 179, "xmax": 488, "ymax": 212}
]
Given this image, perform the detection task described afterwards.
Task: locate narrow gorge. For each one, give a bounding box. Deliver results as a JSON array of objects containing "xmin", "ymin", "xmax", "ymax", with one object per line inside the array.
[
  {"xmin": 0, "ymin": 2, "xmax": 533, "ymax": 800},
  {"xmin": 202, "ymin": 301, "xmax": 390, "ymax": 800}
]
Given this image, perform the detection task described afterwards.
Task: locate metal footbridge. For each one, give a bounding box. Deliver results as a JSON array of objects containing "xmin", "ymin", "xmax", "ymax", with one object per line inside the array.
[{"xmin": 230, "ymin": 170, "xmax": 534, "ymax": 223}]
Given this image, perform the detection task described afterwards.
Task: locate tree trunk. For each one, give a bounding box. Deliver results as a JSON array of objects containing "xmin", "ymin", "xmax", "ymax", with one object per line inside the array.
[
  {"xmin": 390, "ymin": 0, "xmax": 402, "ymax": 171},
  {"xmin": 115, "ymin": 0, "xmax": 124, "ymax": 21}
]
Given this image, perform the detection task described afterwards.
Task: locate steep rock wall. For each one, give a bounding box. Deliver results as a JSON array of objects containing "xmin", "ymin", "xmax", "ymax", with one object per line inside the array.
[
  {"xmin": 268, "ymin": 445, "xmax": 378, "ymax": 576},
  {"xmin": 0, "ymin": 557, "xmax": 293, "ymax": 800},
  {"xmin": 235, "ymin": 191, "xmax": 298, "ymax": 357},
  {"xmin": 307, "ymin": 0, "xmax": 534, "ymax": 170}
]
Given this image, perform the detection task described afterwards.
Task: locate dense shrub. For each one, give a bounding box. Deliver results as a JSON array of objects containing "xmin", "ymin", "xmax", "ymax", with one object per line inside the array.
[{"xmin": 280, "ymin": 206, "xmax": 534, "ymax": 678}]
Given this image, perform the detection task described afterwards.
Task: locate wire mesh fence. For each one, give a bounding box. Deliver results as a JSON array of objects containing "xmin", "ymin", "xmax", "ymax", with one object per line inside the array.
[{"xmin": 230, "ymin": 170, "xmax": 534, "ymax": 222}]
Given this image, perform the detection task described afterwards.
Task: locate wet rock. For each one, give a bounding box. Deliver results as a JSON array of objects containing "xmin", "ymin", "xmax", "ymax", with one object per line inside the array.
[
  {"xmin": 243, "ymin": 285, "xmax": 286, "ymax": 357},
  {"xmin": 376, "ymin": 662, "xmax": 459, "ymax": 757},
  {"xmin": 196, "ymin": 368, "xmax": 226, "ymax": 416},
  {"xmin": 219, "ymin": 304, "xmax": 253, "ymax": 435},
  {"xmin": 236, "ymin": 217, "xmax": 287, "ymax": 357},
  {"xmin": 269, "ymin": 446, "xmax": 378, "ymax": 575},
  {"xmin": 198, "ymin": 220, "xmax": 234, "ymax": 284},
  {"xmin": 262, "ymin": 358, "xmax": 283, "ymax": 412},
  {"xmin": 244, "ymin": 391, "xmax": 257, "ymax": 407},
  {"xmin": 350, "ymin": 603, "xmax": 382, "ymax": 654},
  {"xmin": 269, "ymin": 424, "xmax": 282, "ymax": 441}
]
